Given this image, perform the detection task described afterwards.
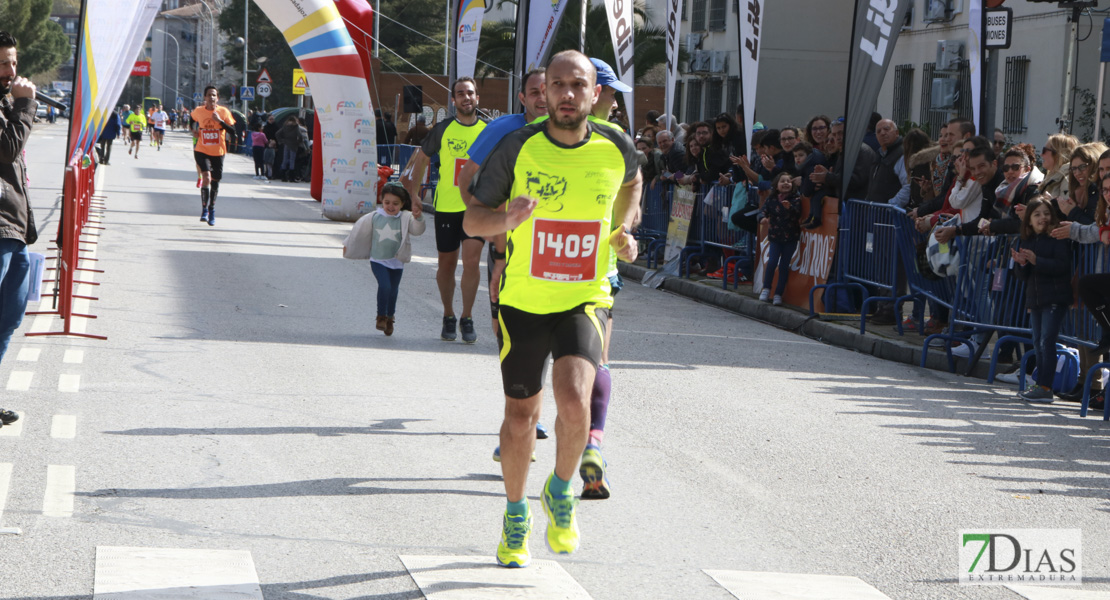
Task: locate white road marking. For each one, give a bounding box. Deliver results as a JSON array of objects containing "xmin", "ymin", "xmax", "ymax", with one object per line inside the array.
[
  {"xmin": 42, "ymin": 465, "xmax": 75, "ymax": 517},
  {"xmin": 16, "ymin": 348, "xmax": 40, "ymax": 362},
  {"xmin": 1007, "ymin": 585, "xmax": 1110, "ymax": 599},
  {"xmin": 0, "ymin": 412, "xmax": 24, "ymax": 437},
  {"xmin": 51, "ymin": 415, "xmax": 77, "ymax": 439},
  {"xmin": 704, "ymin": 570, "xmax": 892, "ymax": 599},
  {"xmin": 63, "ymin": 349, "xmax": 84, "ymax": 364},
  {"xmin": 29, "ymin": 315, "xmax": 51, "ymax": 333},
  {"xmin": 93, "ymin": 547, "xmax": 263, "ymax": 599},
  {"xmin": 616, "ymin": 328, "xmax": 825, "ymax": 345},
  {"xmin": 399, "ymin": 555, "xmax": 593, "ymax": 599},
  {"xmin": 58, "ymin": 374, "xmax": 80, "ymax": 393},
  {"xmin": 6, "ymin": 371, "xmax": 32, "ymax": 391},
  {"xmin": 0, "ymin": 463, "xmax": 19, "ymax": 535}
]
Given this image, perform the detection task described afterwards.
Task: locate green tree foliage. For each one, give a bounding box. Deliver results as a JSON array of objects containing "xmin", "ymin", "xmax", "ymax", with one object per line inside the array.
[
  {"xmin": 1, "ymin": 0, "xmax": 72, "ymax": 77},
  {"xmin": 218, "ymin": 0, "xmax": 299, "ymax": 110},
  {"xmin": 476, "ymin": 0, "xmax": 674, "ymax": 83},
  {"xmin": 376, "ymin": 0, "xmax": 449, "ymax": 76}
]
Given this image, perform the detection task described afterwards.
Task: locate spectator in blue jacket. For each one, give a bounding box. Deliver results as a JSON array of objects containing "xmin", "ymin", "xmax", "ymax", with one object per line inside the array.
[{"xmin": 97, "ymin": 109, "xmax": 121, "ymax": 165}]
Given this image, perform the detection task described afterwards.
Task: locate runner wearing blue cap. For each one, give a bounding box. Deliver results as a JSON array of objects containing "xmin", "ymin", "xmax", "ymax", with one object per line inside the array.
[{"xmin": 576, "ymin": 57, "xmax": 633, "ymax": 501}]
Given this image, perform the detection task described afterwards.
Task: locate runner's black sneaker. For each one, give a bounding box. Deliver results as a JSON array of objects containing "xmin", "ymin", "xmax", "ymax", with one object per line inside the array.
[
  {"xmin": 0, "ymin": 409, "xmax": 19, "ymax": 426},
  {"xmin": 441, "ymin": 316, "xmax": 457, "ymax": 341},
  {"xmin": 460, "ymin": 317, "xmax": 477, "ymax": 344}
]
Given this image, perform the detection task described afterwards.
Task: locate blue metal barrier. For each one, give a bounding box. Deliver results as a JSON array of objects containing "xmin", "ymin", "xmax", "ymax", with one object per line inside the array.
[
  {"xmin": 811, "ymin": 200, "xmax": 905, "ymax": 333},
  {"xmin": 376, "ymin": 144, "xmax": 420, "ymax": 173},
  {"xmin": 921, "ymin": 235, "xmax": 1030, "ymax": 374},
  {"xmin": 1060, "ymin": 241, "xmax": 1109, "ymax": 350},
  {"xmin": 893, "ymin": 211, "xmax": 957, "ymax": 337},
  {"xmin": 686, "ymin": 184, "xmax": 754, "ymax": 289},
  {"xmin": 637, "ymin": 183, "xmax": 672, "ymax": 269}
]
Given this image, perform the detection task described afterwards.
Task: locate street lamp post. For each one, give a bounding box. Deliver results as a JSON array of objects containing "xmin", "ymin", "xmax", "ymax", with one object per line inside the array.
[
  {"xmin": 242, "ymin": 0, "xmax": 249, "ymax": 114},
  {"xmin": 196, "ymin": 0, "xmax": 217, "ymax": 86},
  {"xmin": 155, "ymin": 29, "xmax": 180, "ymax": 108}
]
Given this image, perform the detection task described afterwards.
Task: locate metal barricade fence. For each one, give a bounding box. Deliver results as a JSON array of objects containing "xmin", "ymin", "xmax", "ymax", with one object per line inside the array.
[
  {"xmin": 813, "ymin": 199, "xmax": 903, "ymax": 333},
  {"xmin": 376, "ymin": 144, "xmax": 420, "ymax": 175},
  {"xmin": 637, "ymin": 182, "xmax": 672, "ymax": 268},
  {"xmin": 684, "ymin": 184, "xmax": 754, "ymax": 288},
  {"xmin": 1061, "ymin": 241, "xmax": 1109, "ymax": 349},
  {"xmin": 893, "ymin": 212, "xmax": 956, "ymax": 334}
]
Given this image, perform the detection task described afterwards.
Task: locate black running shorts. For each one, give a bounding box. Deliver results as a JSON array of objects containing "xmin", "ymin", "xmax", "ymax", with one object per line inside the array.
[
  {"xmin": 193, "ymin": 151, "xmax": 225, "ymax": 181},
  {"xmin": 497, "ymin": 302, "xmax": 609, "ymax": 399},
  {"xmin": 434, "ymin": 210, "xmax": 479, "ymax": 253},
  {"xmin": 129, "ymin": 130, "xmax": 142, "ymax": 142}
]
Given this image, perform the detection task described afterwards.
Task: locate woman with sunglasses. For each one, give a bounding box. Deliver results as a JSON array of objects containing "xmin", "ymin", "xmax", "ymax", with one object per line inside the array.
[
  {"xmin": 1035, "ymin": 133, "xmax": 1079, "ymax": 200},
  {"xmin": 1056, "ymin": 142, "xmax": 1108, "ymax": 225}
]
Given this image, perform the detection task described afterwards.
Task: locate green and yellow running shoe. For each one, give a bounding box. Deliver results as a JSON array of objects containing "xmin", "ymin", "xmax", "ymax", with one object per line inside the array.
[
  {"xmin": 579, "ymin": 444, "xmax": 610, "ymax": 500},
  {"xmin": 541, "ymin": 474, "xmax": 580, "ymax": 554},
  {"xmin": 496, "ymin": 510, "xmax": 533, "ymax": 568}
]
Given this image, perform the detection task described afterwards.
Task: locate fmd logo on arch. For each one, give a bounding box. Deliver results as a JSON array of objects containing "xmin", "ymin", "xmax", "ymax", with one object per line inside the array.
[{"xmin": 959, "ymin": 529, "xmax": 1081, "ymax": 585}]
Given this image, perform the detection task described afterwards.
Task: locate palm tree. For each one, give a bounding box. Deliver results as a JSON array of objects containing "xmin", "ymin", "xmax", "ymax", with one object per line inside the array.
[{"xmin": 475, "ymin": 0, "xmax": 680, "ymax": 84}]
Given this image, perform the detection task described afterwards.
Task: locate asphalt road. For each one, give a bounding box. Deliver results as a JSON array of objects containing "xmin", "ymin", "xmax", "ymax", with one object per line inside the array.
[{"xmin": 0, "ymin": 122, "xmax": 1107, "ymax": 600}]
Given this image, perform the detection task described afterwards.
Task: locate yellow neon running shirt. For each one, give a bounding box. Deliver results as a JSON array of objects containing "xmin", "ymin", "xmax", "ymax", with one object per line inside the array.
[
  {"xmin": 471, "ymin": 121, "xmax": 639, "ymax": 314},
  {"xmin": 421, "ymin": 117, "xmax": 486, "ymax": 213}
]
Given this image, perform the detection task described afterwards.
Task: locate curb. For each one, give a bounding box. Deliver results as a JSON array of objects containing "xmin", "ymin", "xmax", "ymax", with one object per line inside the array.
[{"xmin": 618, "ymin": 262, "xmax": 995, "ymax": 380}]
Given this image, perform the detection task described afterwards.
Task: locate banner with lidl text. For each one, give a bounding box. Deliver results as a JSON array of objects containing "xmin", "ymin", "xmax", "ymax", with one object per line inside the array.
[
  {"xmin": 841, "ymin": 0, "xmax": 911, "ymax": 202},
  {"xmin": 604, "ymin": 0, "xmax": 635, "ymax": 130},
  {"xmin": 737, "ymin": 0, "xmax": 763, "ymax": 156},
  {"xmin": 255, "ymin": 0, "xmax": 378, "ymax": 221},
  {"xmin": 663, "ymin": 0, "xmax": 683, "ymax": 131},
  {"xmin": 455, "ymin": 0, "xmax": 485, "ymax": 79},
  {"xmin": 66, "ymin": 0, "xmax": 161, "ymax": 164}
]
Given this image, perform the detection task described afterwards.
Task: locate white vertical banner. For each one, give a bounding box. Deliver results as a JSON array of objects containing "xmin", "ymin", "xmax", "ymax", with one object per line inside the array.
[
  {"xmin": 968, "ymin": 0, "xmax": 983, "ymax": 133},
  {"xmin": 738, "ymin": 0, "xmax": 763, "ymax": 151},
  {"xmin": 664, "ymin": 0, "xmax": 683, "ymax": 129},
  {"xmin": 525, "ymin": 0, "xmax": 569, "ymax": 71},
  {"xmin": 604, "ymin": 0, "xmax": 636, "ymax": 130},
  {"xmin": 456, "ymin": 0, "xmax": 486, "ymax": 78}
]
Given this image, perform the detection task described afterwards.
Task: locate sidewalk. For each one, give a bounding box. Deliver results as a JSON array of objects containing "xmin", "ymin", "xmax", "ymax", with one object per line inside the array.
[{"xmin": 618, "ymin": 261, "xmax": 1001, "ymax": 380}]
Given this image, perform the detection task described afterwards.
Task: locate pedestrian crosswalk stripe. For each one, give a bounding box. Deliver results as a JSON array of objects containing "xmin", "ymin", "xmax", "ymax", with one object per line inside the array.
[
  {"xmin": 1006, "ymin": 585, "xmax": 1110, "ymax": 599},
  {"xmin": 703, "ymin": 570, "xmax": 892, "ymax": 599},
  {"xmin": 51, "ymin": 415, "xmax": 77, "ymax": 439},
  {"xmin": 59, "ymin": 374, "xmax": 80, "ymax": 393},
  {"xmin": 63, "ymin": 349, "xmax": 84, "ymax": 364},
  {"xmin": 16, "ymin": 348, "xmax": 40, "ymax": 361},
  {"xmin": 6, "ymin": 371, "xmax": 32, "ymax": 391},
  {"xmin": 42, "ymin": 465, "xmax": 75, "ymax": 517},
  {"xmin": 0, "ymin": 464, "xmax": 13, "ymax": 523},
  {"xmin": 30, "ymin": 315, "xmax": 50, "ymax": 333},
  {"xmin": 400, "ymin": 555, "xmax": 593, "ymax": 599},
  {"xmin": 93, "ymin": 547, "xmax": 263, "ymax": 599},
  {"xmin": 0, "ymin": 412, "xmax": 24, "ymax": 437}
]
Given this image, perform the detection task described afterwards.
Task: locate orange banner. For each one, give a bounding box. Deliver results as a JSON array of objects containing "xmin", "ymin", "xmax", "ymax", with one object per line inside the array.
[{"xmin": 754, "ymin": 197, "xmax": 840, "ymax": 311}]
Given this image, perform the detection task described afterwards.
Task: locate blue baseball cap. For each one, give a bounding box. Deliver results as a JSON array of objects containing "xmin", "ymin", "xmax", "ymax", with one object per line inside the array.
[{"xmin": 589, "ymin": 58, "xmax": 633, "ymax": 93}]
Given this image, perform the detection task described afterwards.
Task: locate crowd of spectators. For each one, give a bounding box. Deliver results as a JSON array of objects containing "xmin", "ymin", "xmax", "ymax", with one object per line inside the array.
[{"xmin": 623, "ymin": 104, "xmax": 1110, "ymax": 407}]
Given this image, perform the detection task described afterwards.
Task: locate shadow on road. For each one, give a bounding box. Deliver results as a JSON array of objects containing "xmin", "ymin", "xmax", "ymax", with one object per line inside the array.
[{"xmin": 810, "ymin": 374, "xmax": 1110, "ymax": 513}]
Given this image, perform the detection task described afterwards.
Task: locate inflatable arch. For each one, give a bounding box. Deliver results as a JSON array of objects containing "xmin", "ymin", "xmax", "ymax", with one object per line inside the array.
[{"xmin": 254, "ymin": 0, "xmax": 378, "ymax": 222}]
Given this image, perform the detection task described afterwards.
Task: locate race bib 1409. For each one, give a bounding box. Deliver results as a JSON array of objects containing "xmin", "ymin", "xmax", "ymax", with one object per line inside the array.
[{"xmin": 529, "ymin": 219, "xmax": 601, "ymax": 282}]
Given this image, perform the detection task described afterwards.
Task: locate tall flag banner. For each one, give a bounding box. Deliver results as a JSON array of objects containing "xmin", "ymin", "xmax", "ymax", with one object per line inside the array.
[
  {"xmin": 524, "ymin": 0, "xmax": 569, "ymax": 71},
  {"xmin": 968, "ymin": 0, "xmax": 982, "ymax": 132},
  {"xmin": 604, "ymin": 0, "xmax": 635, "ymax": 131},
  {"xmin": 456, "ymin": 0, "xmax": 486, "ymax": 79},
  {"xmin": 255, "ymin": 0, "xmax": 378, "ymax": 222},
  {"xmin": 841, "ymin": 0, "xmax": 911, "ymax": 201},
  {"xmin": 664, "ymin": 0, "xmax": 683, "ymax": 132},
  {"xmin": 738, "ymin": 0, "xmax": 763, "ymax": 156},
  {"xmin": 66, "ymin": 0, "xmax": 161, "ymax": 164}
]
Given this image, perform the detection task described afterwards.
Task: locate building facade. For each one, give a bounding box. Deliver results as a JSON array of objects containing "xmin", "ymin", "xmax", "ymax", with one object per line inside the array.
[
  {"xmin": 877, "ymin": 1, "xmax": 1108, "ymax": 146},
  {"xmin": 674, "ymin": 0, "xmax": 853, "ymax": 130}
]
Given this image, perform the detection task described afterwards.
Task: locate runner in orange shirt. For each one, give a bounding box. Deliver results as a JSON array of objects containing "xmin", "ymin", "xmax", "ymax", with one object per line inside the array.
[{"xmin": 190, "ymin": 86, "xmax": 236, "ymax": 226}]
